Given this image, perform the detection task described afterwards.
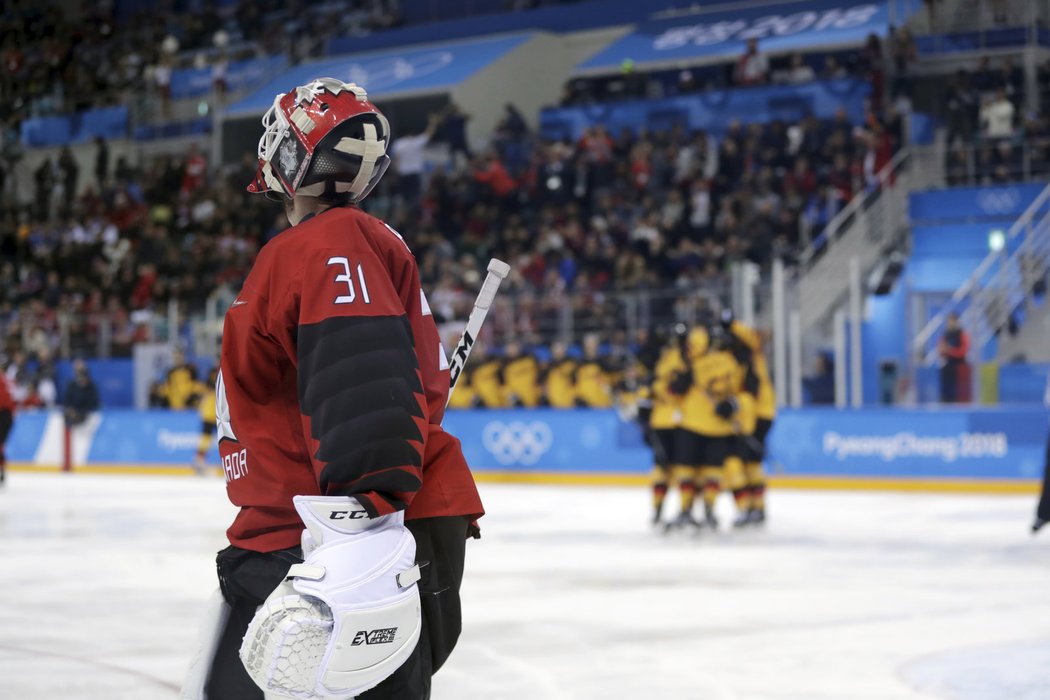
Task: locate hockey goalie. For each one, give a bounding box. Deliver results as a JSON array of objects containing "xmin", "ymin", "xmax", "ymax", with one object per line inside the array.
[{"xmin": 182, "ymin": 77, "xmax": 484, "ymax": 700}]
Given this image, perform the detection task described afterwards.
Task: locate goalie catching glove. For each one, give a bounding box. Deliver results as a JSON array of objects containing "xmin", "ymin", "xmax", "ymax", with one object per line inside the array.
[{"xmin": 239, "ymin": 496, "xmax": 422, "ymax": 699}]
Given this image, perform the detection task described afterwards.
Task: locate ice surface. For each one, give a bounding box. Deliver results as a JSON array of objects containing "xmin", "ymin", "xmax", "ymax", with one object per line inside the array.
[{"xmin": 0, "ymin": 472, "xmax": 1048, "ymax": 699}]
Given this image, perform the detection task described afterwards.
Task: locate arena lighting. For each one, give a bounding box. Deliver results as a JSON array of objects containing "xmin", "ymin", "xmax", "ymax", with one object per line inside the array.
[{"xmin": 988, "ymin": 228, "xmax": 1006, "ymax": 252}]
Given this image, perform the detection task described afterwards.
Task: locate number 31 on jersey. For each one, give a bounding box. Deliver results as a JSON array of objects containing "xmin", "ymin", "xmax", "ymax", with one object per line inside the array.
[{"xmin": 327, "ymin": 257, "xmax": 372, "ymax": 305}]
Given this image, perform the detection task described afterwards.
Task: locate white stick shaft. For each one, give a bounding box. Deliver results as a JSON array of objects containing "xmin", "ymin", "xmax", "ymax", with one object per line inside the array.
[{"xmin": 447, "ymin": 259, "xmax": 510, "ymax": 406}]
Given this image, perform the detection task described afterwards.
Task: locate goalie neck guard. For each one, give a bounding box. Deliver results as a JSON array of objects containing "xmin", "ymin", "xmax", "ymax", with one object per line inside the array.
[{"xmin": 248, "ymin": 77, "xmax": 391, "ymax": 203}]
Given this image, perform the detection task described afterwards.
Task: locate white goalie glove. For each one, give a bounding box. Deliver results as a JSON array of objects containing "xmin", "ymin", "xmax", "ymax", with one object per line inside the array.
[{"xmin": 239, "ymin": 496, "xmax": 422, "ymax": 699}]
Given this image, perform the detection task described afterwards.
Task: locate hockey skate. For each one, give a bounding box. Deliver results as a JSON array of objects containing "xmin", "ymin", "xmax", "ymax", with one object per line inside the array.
[
  {"xmin": 732, "ymin": 511, "xmax": 750, "ymax": 528},
  {"xmin": 747, "ymin": 508, "xmax": 766, "ymax": 525},
  {"xmin": 1033, "ymin": 517, "xmax": 1047, "ymax": 534},
  {"xmin": 703, "ymin": 504, "xmax": 719, "ymax": 530},
  {"xmin": 664, "ymin": 510, "xmax": 702, "ymax": 533}
]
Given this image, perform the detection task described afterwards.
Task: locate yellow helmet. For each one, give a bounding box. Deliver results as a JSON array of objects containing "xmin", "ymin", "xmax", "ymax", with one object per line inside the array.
[{"xmin": 686, "ymin": 327, "xmax": 709, "ymax": 358}]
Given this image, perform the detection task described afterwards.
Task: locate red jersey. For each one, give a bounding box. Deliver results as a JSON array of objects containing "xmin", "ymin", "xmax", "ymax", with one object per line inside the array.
[
  {"xmin": 0, "ymin": 375, "xmax": 15, "ymax": 413},
  {"xmin": 218, "ymin": 206, "xmax": 483, "ymax": 552}
]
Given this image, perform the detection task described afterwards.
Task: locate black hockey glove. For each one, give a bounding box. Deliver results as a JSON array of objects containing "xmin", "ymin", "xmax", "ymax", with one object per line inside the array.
[
  {"xmin": 715, "ymin": 397, "xmax": 738, "ymax": 420},
  {"xmin": 669, "ymin": 370, "xmax": 692, "ymax": 396}
]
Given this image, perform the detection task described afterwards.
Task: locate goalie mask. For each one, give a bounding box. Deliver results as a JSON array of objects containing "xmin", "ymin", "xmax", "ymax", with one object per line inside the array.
[{"xmin": 248, "ymin": 77, "xmax": 391, "ymax": 203}]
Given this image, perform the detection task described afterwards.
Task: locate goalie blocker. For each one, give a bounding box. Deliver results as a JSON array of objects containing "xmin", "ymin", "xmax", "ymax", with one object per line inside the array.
[
  {"xmin": 182, "ymin": 78, "xmax": 484, "ymax": 700},
  {"xmin": 199, "ymin": 504, "xmax": 468, "ymax": 699}
]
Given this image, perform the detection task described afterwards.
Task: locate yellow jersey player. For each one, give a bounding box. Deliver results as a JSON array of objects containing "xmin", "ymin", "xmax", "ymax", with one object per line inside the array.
[
  {"xmin": 721, "ymin": 310, "xmax": 776, "ymax": 525},
  {"xmin": 674, "ymin": 325, "xmax": 754, "ymax": 530},
  {"xmin": 501, "ymin": 342, "xmax": 541, "ymax": 407},
  {"xmin": 574, "ymin": 334, "xmax": 613, "ymax": 408},
  {"xmin": 541, "ymin": 341, "xmax": 578, "ymax": 408},
  {"xmin": 165, "ymin": 349, "xmax": 202, "ymax": 410},
  {"xmin": 193, "ymin": 366, "xmax": 219, "ymax": 475},
  {"xmin": 471, "ymin": 344, "xmax": 507, "ymax": 409},
  {"xmin": 648, "ymin": 327, "xmax": 687, "ymax": 526}
]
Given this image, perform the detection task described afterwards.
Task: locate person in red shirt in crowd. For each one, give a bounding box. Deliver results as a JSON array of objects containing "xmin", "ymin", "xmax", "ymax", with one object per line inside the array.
[
  {"xmin": 938, "ymin": 312, "xmax": 971, "ymax": 403},
  {"xmin": 130, "ymin": 264, "xmax": 157, "ymax": 309},
  {"xmin": 578, "ymin": 124, "xmax": 615, "ymax": 187},
  {"xmin": 472, "ymin": 149, "xmax": 516, "ymax": 200},
  {"xmin": 828, "ymin": 152, "xmax": 854, "ymax": 209},
  {"xmin": 0, "ymin": 371, "xmax": 14, "ymax": 484},
  {"xmin": 180, "ymin": 143, "xmax": 208, "ymax": 197},
  {"xmin": 577, "ymin": 124, "xmax": 613, "ymax": 163},
  {"xmin": 630, "ymin": 141, "xmax": 652, "ymax": 190},
  {"xmin": 785, "ymin": 157, "xmax": 817, "ymax": 197},
  {"xmin": 183, "ymin": 78, "xmax": 482, "ymax": 700}
]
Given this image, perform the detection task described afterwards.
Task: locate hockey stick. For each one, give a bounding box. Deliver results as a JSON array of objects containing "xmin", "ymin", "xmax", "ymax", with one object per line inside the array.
[{"xmin": 447, "ymin": 258, "xmax": 511, "ymax": 406}]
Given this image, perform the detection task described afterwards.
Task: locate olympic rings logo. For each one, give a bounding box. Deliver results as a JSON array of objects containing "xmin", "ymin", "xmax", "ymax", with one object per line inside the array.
[
  {"xmin": 481, "ymin": 421, "xmax": 553, "ymax": 465},
  {"xmin": 977, "ymin": 188, "xmax": 1021, "ymax": 215}
]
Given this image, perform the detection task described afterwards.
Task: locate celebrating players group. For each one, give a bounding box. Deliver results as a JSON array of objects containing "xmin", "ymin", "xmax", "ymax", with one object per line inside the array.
[{"xmin": 625, "ymin": 311, "xmax": 777, "ymax": 531}]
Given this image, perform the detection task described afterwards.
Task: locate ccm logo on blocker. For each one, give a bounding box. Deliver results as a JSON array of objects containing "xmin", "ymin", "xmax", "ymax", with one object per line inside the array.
[{"xmin": 328, "ymin": 509, "xmax": 369, "ymax": 520}]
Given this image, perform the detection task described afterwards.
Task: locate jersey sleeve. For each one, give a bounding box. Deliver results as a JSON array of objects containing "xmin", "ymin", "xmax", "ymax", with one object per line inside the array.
[{"xmin": 284, "ymin": 244, "xmax": 428, "ymax": 517}]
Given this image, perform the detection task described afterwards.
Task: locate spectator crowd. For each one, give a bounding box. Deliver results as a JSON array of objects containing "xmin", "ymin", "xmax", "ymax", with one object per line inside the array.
[
  {"xmin": 0, "ymin": 0, "xmax": 403, "ymax": 131},
  {"xmin": 5, "ymin": 1, "xmax": 1049, "ymax": 375},
  {"xmin": 943, "ymin": 53, "xmax": 1050, "ymax": 185},
  {"xmin": 0, "ymin": 73, "xmax": 909, "ymax": 362}
]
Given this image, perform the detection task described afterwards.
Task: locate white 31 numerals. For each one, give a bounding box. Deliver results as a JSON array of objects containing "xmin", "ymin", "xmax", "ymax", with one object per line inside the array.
[{"xmin": 326, "ymin": 256, "xmax": 372, "ymax": 305}]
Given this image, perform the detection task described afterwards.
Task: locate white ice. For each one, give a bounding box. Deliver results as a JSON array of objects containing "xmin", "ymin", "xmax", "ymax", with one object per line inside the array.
[{"xmin": 1, "ymin": 472, "xmax": 1048, "ymax": 699}]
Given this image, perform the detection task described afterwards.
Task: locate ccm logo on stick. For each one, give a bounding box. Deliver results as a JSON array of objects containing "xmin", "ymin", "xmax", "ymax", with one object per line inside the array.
[{"xmin": 329, "ymin": 510, "xmax": 369, "ymax": 520}]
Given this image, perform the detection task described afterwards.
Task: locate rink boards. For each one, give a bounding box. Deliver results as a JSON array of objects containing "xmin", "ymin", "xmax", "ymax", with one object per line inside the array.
[{"xmin": 4, "ymin": 407, "xmax": 1047, "ymax": 491}]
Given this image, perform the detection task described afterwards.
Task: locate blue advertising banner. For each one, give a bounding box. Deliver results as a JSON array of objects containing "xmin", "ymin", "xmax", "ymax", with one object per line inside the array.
[
  {"xmin": 8, "ymin": 406, "xmax": 1041, "ymax": 484},
  {"xmin": 228, "ymin": 33, "xmax": 531, "ymax": 115},
  {"xmin": 170, "ymin": 55, "xmax": 286, "ymax": 100},
  {"xmin": 768, "ymin": 407, "xmax": 1048, "ymax": 479},
  {"xmin": 998, "ymin": 364, "xmax": 1050, "ymax": 405},
  {"xmin": 909, "ymin": 183, "xmax": 1047, "ymax": 223},
  {"xmin": 87, "ymin": 410, "xmax": 219, "ymax": 465},
  {"xmin": 7, "ymin": 411, "xmax": 49, "ymax": 462},
  {"xmin": 578, "ymin": 0, "xmax": 891, "ymax": 72},
  {"xmin": 541, "ymin": 79, "xmax": 870, "ymax": 141}
]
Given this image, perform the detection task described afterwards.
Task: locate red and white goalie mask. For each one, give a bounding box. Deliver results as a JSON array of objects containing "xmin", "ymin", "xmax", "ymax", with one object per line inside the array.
[{"xmin": 248, "ymin": 77, "xmax": 391, "ymax": 203}]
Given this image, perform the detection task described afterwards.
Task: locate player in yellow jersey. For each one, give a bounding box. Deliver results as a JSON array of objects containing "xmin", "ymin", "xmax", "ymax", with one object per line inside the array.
[
  {"xmin": 720, "ymin": 310, "xmax": 776, "ymax": 525},
  {"xmin": 501, "ymin": 342, "xmax": 542, "ymax": 407},
  {"xmin": 574, "ymin": 334, "xmax": 613, "ymax": 408},
  {"xmin": 192, "ymin": 366, "xmax": 219, "ymax": 475},
  {"xmin": 540, "ymin": 341, "xmax": 577, "ymax": 408},
  {"xmin": 648, "ymin": 326, "xmax": 687, "ymax": 526},
  {"xmin": 674, "ymin": 324, "xmax": 754, "ymax": 529},
  {"xmin": 165, "ymin": 349, "xmax": 202, "ymax": 410},
  {"xmin": 664, "ymin": 325, "xmax": 709, "ymax": 530},
  {"xmin": 471, "ymin": 344, "xmax": 507, "ymax": 408}
]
